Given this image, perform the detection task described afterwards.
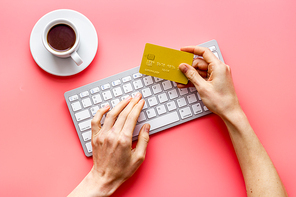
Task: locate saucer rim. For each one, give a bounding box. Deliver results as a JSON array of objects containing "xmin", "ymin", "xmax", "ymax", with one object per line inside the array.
[{"xmin": 30, "ymin": 9, "xmax": 98, "ymax": 77}]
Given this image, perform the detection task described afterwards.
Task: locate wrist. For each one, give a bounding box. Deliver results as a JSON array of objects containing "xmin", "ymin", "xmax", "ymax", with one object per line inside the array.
[
  {"xmin": 219, "ymin": 106, "xmax": 253, "ymax": 137},
  {"xmin": 68, "ymin": 168, "xmax": 118, "ymax": 197},
  {"xmin": 86, "ymin": 167, "xmax": 119, "ymax": 197},
  {"xmin": 220, "ymin": 106, "xmax": 244, "ymax": 122},
  {"xmin": 220, "ymin": 107, "xmax": 248, "ymax": 129}
]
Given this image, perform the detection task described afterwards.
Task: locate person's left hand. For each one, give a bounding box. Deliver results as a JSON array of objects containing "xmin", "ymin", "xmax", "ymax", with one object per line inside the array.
[{"xmin": 89, "ymin": 93, "xmax": 150, "ymax": 196}]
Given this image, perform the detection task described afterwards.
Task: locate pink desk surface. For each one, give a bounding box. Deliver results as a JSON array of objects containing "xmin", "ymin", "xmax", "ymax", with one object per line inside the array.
[{"xmin": 1, "ymin": 0, "xmax": 296, "ymax": 196}]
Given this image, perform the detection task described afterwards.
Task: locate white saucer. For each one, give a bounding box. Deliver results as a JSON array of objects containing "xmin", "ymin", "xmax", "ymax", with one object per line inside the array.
[{"xmin": 30, "ymin": 9, "xmax": 98, "ymax": 76}]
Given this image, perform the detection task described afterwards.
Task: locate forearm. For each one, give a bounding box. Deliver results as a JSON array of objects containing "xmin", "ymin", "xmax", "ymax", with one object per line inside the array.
[{"xmin": 221, "ymin": 109, "xmax": 287, "ymax": 197}]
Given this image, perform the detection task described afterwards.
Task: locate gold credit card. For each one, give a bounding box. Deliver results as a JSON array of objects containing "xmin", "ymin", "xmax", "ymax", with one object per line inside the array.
[{"xmin": 139, "ymin": 43, "xmax": 194, "ymax": 84}]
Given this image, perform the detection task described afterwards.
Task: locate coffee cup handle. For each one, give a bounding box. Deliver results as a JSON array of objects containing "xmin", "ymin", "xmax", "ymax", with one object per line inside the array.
[{"xmin": 71, "ymin": 51, "xmax": 83, "ymax": 66}]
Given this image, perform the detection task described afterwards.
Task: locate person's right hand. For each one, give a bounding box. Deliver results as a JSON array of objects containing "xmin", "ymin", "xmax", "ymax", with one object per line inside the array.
[
  {"xmin": 179, "ymin": 46, "xmax": 289, "ymax": 197},
  {"xmin": 178, "ymin": 46, "xmax": 241, "ymax": 119}
]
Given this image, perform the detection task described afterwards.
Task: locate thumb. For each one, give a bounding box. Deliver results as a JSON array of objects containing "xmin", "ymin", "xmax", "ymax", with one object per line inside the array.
[
  {"xmin": 91, "ymin": 105, "xmax": 110, "ymax": 138},
  {"xmin": 134, "ymin": 124, "xmax": 150, "ymax": 161},
  {"xmin": 179, "ymin": 63, "xmax": 205, "ymax": 90}
]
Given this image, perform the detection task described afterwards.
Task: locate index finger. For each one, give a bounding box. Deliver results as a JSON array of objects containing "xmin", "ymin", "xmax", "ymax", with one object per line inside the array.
[
  {"xmin": 181, "ymin": 46, "xmax": 218, "ymax": 64},
  {"xmin": 91, "ymin": 104, "xmax": 110, "ymax": 138},
  {"xmin": 121, "ymin": 99, "xmax": 145, "ymax": 138}
]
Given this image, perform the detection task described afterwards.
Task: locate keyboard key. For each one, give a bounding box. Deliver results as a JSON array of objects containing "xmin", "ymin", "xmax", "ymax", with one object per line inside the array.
[
  {"xmin": 121, "ymin": 95, "xmax": 130, "ymax": 101},
  {"xmin": 187, "ymin": 94, "xmax": 197, "ymax": 104},
  {"xmin": 82, "ymin": 131, "xmax": 92, "ymax": 141},
  {"xmin": 143, "ymin": 76, "xmax": 154, "ymax": 86},
  {"xmin": 122, "ymin": 76, "xmax": 132, "ymax": 83},
  {"xmin": 123, "ymin": 83, "xmax": 133, "ymax": 93},
  {"xmin": 148, "ymin": 96, "xmax": 158, "ymax": 107},
  {"xmin": 154, "ymin": 77, "xmax": 163, "ymax": 82},
  {"xmin": 85, "ymin": 142, "xmax": 92, "ymax": 153},
  {"xmin": 112, "ymin": 87, "xmax": 123, "ymax": 97},
  {"xmin": 213, "ymin": 52, "xmax": 219, "ymax": 59},
  {"xmin": 177, "ymin": 97, "xmax": 187, "ymax": 107},
  {"xmin": 192, "ymin": 103, "xmax": 202, "ymax": 114},
  {"xmin": 156, "ymin": 105, "xmax": 167, "ymax": 115},
  {"xmin": 209, "ymin": 45, "xmax": 216, "ymax": 51},
  {"xmin": 80, "ymin": 91, "xmax": 89, "ymax": 98},
  {"xmin": 179, "ymin": 107, "xmax": 192, "ymax": 119},
  {"xmin": 168, "ymin": 89, "xmax": 178, "ymax": 99},
  {"xmin": 133, "ymin": 73, "xmax": 142, "ymax": 79},
  {"xmin": 137, "ymin": 112, "xmax": 146, "ymax": 122},
  {"xmin": 134, "ymin": 111, "xmax": 180, "ymax": 136},
  {"xmin": 101, "ymin": 114, "xmax": 106, "ymax": 125},
  {"xmin": 203, "ymin": 106, "xmax": 209, "ymax": 111},
  {"xmin": 69, "ymin": 94, "xmax": 78, "ymax": 102},
  {"xmin": 189, "ymin": 87, "xmax": 197, "ymax": 92},
  {"xmin": 102, "ymin": 91, "xmax": 112, "ymax": 100},
  {"xmin": 162, "ymin": 80, "xmax": 172, "ymax": 90},
  {"xmin": 101, "ymin": 83, "xmax": 111, "ymax": 90},
  {"xmin": 152, "ymin": 84, "xmax": 162, "ymax": 94},
  {"xmin": 75, "ymin": 110, "xmax": 91, "ymax": 121},
  {"xmin": 133, "ymin": 80, "xmax": 143, "ymax": 89},
  {"xmin": 167, "ymin": 101, "xmax": 177, "ymax": 111},
  {"xmin": 71, "ymin": 101, "xmax": 82, "ymax": 111},
  {"xmin": 196, "ymin": 92, "xmax": 201, "ymax": 100},
  {"xmin": 90, "ymin": 87, "xmax": 100, "ymax": 94},
  {"xmin": 82, "ymin": 98, "xmax": 92, "ymax": 108},
  {"xmin": 112, "ymin": 80, "xmax": 121, "ymax": 86},
  {"xmin": 132, "ymin": 92, "xmax": 140, "ymax": 98},
  {"xmin": 101, "ymin": 102, "xmax": 110, "ymax": 108},
  {"xmin": 178, "ymin": 88, "xmax": 188, "ymax": 96},
  {"xmin": 143, "ymin": 100, "xmax": 148, "ymax": 109},
  {"xmin": 92, "ymin": 94, "xmax": 102, "ymax": 104},
  {"xmin": 90, "ymin": 106, "xmax": 100, "ymax": 116},
  {"xmin": 78, "ymin": 119, "xmax": 92, "ymax": 132},
  {"xmin": 142, "ymin": 87, "xmax": 152, "ymax": 98},
  {"xmin": 111, "ymin": 99, "xmax": 120, "ymax": 107},
  {"xmin": 146, "ymin": 108, "xmax": 157, "ymax": 118},
  {"xmin": 158, "ymin": 93, "xmax": 168, "ymax": 103}
]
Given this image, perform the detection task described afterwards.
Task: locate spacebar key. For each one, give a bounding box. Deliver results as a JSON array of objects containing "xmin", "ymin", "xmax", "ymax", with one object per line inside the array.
[{"xmin": 133, "ymin": 112, "xmax": 179, "ymax": 137}]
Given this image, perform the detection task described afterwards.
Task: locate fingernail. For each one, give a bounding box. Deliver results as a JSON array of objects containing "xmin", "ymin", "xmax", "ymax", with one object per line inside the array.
[
  {"xmin": 104, "ymin": 104, "xmax": 110, "ymax": 108},
  {"xmin": 179, "ymin": 64, "xmax": 188, "ymax": 73},
  {"xmin": 125, "ymin": 96, "xmax": 132, "ymax": 101},
  {"xmin": 139, "ymin": 99, "xmax": 145, "ymax": 105},
  {"xmin": 145, "ymin": 124, "xmax": 150, "ymax": 133},
  {"xmin": 136, "ymin": 92, "xmax": 141, "ymax": 98}
]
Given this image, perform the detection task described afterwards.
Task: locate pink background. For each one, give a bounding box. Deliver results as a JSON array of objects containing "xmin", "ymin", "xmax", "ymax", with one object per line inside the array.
[{"xmin": 1, "ymin": 0, "xmax": 296, "ymax": 196}]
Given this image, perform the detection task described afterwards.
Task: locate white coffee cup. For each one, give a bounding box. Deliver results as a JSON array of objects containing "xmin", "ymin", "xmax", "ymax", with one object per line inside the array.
[{"xmin": 42, "ymin": 18, "xmax": 83, "ymax": 66}]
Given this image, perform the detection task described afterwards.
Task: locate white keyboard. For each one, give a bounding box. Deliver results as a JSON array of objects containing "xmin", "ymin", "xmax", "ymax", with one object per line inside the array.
[{"xmin": 64, "ymin": 40, "xmax": 224, "ymax": 157}]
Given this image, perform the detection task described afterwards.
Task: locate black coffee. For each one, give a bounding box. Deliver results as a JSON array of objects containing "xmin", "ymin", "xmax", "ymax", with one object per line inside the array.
[{"xmin": 47, "ymin": 24, "xmax": 76, "ymax": 52}]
